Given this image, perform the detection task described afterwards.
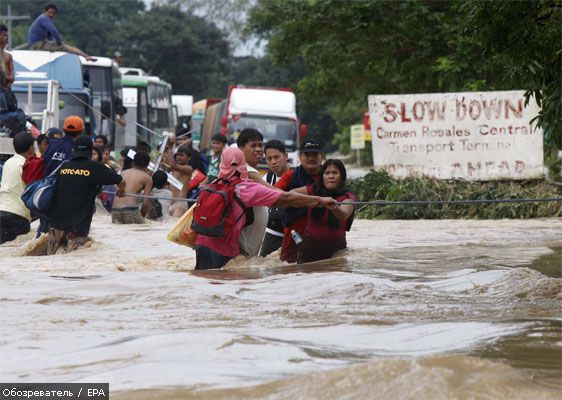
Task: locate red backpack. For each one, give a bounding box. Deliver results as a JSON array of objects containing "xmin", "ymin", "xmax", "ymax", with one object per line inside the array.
[{"xmin": 191, "ymin": 177, "xmax": 253, "ymax": 237}]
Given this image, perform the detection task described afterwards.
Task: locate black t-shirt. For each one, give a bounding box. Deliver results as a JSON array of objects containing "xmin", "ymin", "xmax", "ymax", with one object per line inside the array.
[{"xmin": 49, "ymin": 157, "xmax": 122, "ymax": 235}]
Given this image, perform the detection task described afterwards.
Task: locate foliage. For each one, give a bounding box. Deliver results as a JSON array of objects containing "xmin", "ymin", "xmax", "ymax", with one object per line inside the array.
[
  {"xmin": 348, "ymin": 170, "xmax": 562, "ymax": 220},
  {"xmin": 114, "ymin": 5, "xmax": 231, "ymax": 99},
  {"xmin": 460, "ymin": 1, "xmax": 562, "ymax": 152},
  {"xmin": 249, "ymin": 0, "xmax": 562, "ymax": 153}
]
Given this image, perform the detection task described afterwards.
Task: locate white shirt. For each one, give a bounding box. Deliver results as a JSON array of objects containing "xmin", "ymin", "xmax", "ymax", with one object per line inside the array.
[
  {"xmin": 238, "ymin": 164, "xmax": 269, "ymax": 256},
  {"xmin": 0, "ymin": 153, "xmax": 31, "ymax": 220}
]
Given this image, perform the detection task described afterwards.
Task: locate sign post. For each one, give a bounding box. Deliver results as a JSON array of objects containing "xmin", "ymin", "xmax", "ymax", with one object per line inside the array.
[{"xmin": 350, "ymin": 124, "xmax": 365, "ymax": 166}]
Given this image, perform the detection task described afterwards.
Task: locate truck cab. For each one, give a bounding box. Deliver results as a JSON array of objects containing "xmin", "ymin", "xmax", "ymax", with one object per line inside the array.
[
  {"xmin": 11, "ymin": 50, "xmax": 94, "ymax": 133},
  {"xmin": 219, "ymin": 85, "xmax": 307, "ymax": 167}
]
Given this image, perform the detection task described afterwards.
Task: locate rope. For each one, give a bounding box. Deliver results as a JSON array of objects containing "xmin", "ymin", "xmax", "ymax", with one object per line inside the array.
[
  {"xmin": 339, "ymin": 197, "xmax": 562, "ymax": 206},
  {"xmin": 105, "ymin": 191, "xmax": 562, "ymax": 207},
  {"xmin": 103, "ymin": 191, "xmax": 197, "ymax": 204}
]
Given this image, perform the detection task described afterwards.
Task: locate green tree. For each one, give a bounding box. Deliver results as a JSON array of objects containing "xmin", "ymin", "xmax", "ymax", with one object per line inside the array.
[
  {"xmin": 115, "ymin": 5, "xmax": 232, "ymax": 99},
  {"xmin": 249, "ymin": 0, "xmax": 561, "ymax": 153}
]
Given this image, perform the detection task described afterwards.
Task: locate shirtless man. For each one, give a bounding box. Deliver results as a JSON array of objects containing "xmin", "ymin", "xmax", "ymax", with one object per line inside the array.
[
  {"xmin": 111, "ymin": 151, "xmax": 152, "ymax": 224},
  {"xmin": 0, "ymin": 25, "xmax": 14, "ymax": 90},
  {"xmin": 166, "ymin": 145, "xmax": 193, "ymax": 218}
]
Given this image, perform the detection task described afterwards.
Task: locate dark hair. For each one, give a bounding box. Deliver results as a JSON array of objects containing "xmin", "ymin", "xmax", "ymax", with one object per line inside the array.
[
  {"xmin": 136, "ymin": 141, "xmax": 151, "ymax": 153},
  {"xmin": 133, "ymin": 151, "xmax": 150, "ymax": 168},
  {"xmin": 312, "ymin": 159, "xmax": 347, "ymax": 197},
  {"xmin": 13, "ymin": 132, "xmax": 35, "ymax": 154},
  {"xmin": 94, "ymin": 134, "xmax": 108, "ymax": 145},
  {"xmin": 311, "ymin": 159, "xmax": 350, "ymax": 229},
  {"xmin": 92, "ymin": 145, "xmax": 103, "ymax": 162},
  {"xmin": 44, "ymin": 3, "xmax": 58, "ymax": 12},
  {"xmin": 175, "ymin": 145, "xmax": 192, "ymax": 157},
  {"xmin": 0, "ymin": 25, "xmax": 7, "ymax": 33},
  {"xmin": 211, "ymin": 133, "xmax": 227, "ymax": 144},
  {"xmin": 265, "ymin": 139, "xmax": 286, "ymax": 154},
  {"xmin": 37, "ymin": 134, "xmax": 48, "ymax": 146},
  {"xmin": 152, "ymin": 170, "xmax": 168, "ymax": 189},
  {"xmin": 237, "ymin": 128, "xmax": 263, "ymax": 148},
  {"xmin": 120, "ymin": 146, "xmax": 133, "ymax": 170}
]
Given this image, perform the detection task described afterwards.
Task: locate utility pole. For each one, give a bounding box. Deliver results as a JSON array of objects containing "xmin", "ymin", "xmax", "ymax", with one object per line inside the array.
[{"xmin": 0, "ymin": 5, "xmax": 29, "ymax": 49}]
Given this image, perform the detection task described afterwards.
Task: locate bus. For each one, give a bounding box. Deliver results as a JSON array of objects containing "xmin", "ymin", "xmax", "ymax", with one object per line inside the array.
[
  {"xmin": 11, "ymin": 50, "xmax": 94, "ymax": 133},
  {"xmin": 120, "ymin": 74, "xmax": 174, "ymax": 151},
  {"xmin": 81, "ymin": 56, "xmax": 124, "ymax": 147}
]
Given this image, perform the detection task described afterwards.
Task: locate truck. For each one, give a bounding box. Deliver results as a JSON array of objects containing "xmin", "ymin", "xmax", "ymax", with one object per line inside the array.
[
  {"xmin": 191, "ymin": 98, "xmax": 222, "ymax": 151},
  {"xmin": 11, "ymin": 50, "xmax": 94, "ymax": 133},
  {"xmin": 215, "ymin": 85, "xmax": 307, "ymax": 167},
  {"xmin": 172, "ymin": 94, "xmax": 193, "ymax": 129}
]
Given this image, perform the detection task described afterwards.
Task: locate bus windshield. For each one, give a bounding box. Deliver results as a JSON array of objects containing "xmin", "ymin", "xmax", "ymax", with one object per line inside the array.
[{"xmin": 230, "ymin": 115, "xmax": 297, "ymax": 151}]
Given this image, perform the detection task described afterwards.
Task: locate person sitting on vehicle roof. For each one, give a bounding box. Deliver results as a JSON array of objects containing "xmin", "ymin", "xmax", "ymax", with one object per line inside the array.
[{"xmin": 27, "ymin": 3, "xmax": 96, "ymax": 61}]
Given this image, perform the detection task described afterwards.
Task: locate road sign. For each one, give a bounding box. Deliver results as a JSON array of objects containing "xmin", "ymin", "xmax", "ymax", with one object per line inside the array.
[{"xmin": 350, "ymin": 124, "xmax": 365, "ymax": 150}]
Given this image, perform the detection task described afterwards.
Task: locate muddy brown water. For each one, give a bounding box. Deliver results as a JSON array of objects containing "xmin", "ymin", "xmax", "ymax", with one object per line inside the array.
[{"xmin": 1, "ymin": 217, "xmax": 560, "ymax": 399}]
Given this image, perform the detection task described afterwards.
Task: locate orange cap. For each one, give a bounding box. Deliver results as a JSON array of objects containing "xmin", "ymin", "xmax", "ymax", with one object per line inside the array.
[{"xmin": 63, "ymin": 115, "xmax": 85, "ymax": 133}]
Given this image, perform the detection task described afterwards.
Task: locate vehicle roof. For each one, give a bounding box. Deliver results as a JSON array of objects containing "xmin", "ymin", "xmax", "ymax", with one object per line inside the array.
[
  {"xmin": 119, "ymin": 67, "xmax": 147, "ymax": 76},
  {"xmin": 122, "ymin": 75, "xmax": 171, "ymax": 88},
  {"xmin": 229, "ymin": 87, "xmax": 297, "ymax": 119},
  {"xmin": 80, "ymin": 56, "xmax": 114, "ymax": 68},
  {"xmin": 12, "ymin": 50, "xmax": 84, "ymax": 91}
]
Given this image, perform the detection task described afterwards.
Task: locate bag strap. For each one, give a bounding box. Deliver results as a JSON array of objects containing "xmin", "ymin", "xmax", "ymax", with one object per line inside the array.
[{"xmin": 48, "ymin": 160, "xmax": 68, "ymax": 177}]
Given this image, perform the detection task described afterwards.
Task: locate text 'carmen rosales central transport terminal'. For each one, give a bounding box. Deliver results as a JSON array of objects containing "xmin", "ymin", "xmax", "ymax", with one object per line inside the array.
[{"xmin": 368, "ymin": 90, "xmax": 543, "ymax": 181}]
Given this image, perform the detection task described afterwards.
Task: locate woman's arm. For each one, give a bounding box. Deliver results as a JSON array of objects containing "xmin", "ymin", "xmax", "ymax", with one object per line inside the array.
[
  {"xmin": 274, "ymin": 190, "xmax": 336, "ymax": 209},
  {"xmin": 291, "ymin": 186, "xmax": 354, "ymax": 220},
  {"xmin": 329, "ymin": 199, "xmax": 354, "ymax": 220},
  {"xmin": 290, "ymin": 186, "xmax": 307, "ymax": 195},
  {"xmin": 249, "ymin": 170, "xmax": 277, "ymax": 190}
]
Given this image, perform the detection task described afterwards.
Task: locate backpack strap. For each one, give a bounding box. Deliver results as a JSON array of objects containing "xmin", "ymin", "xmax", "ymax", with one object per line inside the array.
[
  {"xmin": 233, "ymin": 194, "xmax": 254, "ymax": 226},
  {"xmin": 223, "ymin": 177, "xmax": 254, "ymax": 227}
]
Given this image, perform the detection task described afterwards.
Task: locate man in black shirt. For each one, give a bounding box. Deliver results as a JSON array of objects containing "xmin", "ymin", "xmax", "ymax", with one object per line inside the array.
[{"xmin": 47, "ymin": 135, "xmax": 125, "ymax": 254}]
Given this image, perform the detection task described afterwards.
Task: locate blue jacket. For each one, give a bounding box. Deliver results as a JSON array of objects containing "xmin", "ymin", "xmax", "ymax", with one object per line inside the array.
[
  {"xmin": 27, "ymin": 14, "xmax": 62, "ymax": 45},
  {"xmin": 43, "ymin": 135, "xmax": 74, "ymax": 175}
]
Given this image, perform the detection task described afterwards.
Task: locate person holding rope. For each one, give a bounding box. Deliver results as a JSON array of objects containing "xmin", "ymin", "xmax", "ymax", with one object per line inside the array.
[
  {"xmin": 193, "ymin": 147, "xmax": 338, "ymax": 270},
  {"xmin": 165, "ymin": 145, "xmax": 193, "ymax": 218},
  {"xmin": 47, "ymin": 136, "xmax": 124, "ymax": 254},
  {"xmin": 291, "ymin": 159, "xmax": 355, "ymax": 263},
  {"xmin": 37, "ymin": 117, "xmax": 84, "ymax": 236},
  {"xmin": 275, "ymin": 139, "xmax": 324, "ymax": 263},
  {"xmin": 111, "ymin": 151, "xmax": 152, "ymax": 224}
]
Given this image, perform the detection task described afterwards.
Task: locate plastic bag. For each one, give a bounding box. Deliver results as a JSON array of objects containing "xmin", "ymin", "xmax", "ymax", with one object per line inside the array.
[{"xmin": 167, "ymin": 203, "xmax": 197, "ymax": 248}]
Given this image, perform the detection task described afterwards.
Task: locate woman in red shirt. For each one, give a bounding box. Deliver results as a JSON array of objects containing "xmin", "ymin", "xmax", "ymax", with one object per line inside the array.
[{"xmin": 291, "ymin": 159, "xmax": 355, "ymax": 263}]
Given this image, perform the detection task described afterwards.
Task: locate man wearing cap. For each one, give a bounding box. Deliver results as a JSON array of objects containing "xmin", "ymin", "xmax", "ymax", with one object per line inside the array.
[
  {"xmin": 38, "ymin": 116, "xmax": 86, "ymax": 236},
  {"xmin": 0, "ymin": 132, "xmax": 35, "ymax": 244},
  {"xmin": 47, "ymin": 135, "xmax": 125, "ymax": 255},
  {"xmin": 274, "ymin": 138, "xmax": 324, "ymax": 263},
  {"xmin": 43, "ymin": 116, "xmax": 84, "ymax": 175}
]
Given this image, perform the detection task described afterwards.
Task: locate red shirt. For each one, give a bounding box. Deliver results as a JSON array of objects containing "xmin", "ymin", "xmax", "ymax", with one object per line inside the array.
[{"xmin": 22, "ymin": 155, "xmax": 45, "ymax": 184}]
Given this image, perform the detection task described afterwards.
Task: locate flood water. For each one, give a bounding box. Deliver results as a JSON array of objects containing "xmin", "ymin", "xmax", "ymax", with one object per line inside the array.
[{"xmin": 1, "ymin": 216, "xmax": 561, "ymax": 399}]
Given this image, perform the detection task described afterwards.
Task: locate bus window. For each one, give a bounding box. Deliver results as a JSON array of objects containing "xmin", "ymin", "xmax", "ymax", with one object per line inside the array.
[
  {"xmin": 86, "ymin": 67, "xmax": 113, "ymax": 136},
  {"xmin": 138, "ymin": 88, "xmax": 149, "ymax": 142}
]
